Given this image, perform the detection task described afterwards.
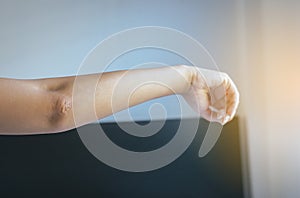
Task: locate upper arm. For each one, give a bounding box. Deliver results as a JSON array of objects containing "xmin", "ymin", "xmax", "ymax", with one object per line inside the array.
[{"xmin": 0, "ymin": 78, "xmax": 62, "ymax": 134}]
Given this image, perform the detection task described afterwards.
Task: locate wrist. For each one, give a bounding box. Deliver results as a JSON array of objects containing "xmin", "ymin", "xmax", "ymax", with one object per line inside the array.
[{"xmin": 174, "ymin": 65, "xmax": 197, "ymax": 94}]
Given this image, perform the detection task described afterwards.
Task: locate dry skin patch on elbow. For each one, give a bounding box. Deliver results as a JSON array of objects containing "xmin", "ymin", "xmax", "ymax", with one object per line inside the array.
[
  {"xmin": 57, "ymin": 95, "xmax": 72, "ymax": 115},
  {"xmin": 50, "ymin": 94, "xmax": 72, "ymax": 124}
]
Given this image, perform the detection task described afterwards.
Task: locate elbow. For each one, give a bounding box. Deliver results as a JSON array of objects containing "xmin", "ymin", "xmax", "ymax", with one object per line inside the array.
[{"xmin": 48, "ymin": 92, "xmax": 73, "ymax": 133}]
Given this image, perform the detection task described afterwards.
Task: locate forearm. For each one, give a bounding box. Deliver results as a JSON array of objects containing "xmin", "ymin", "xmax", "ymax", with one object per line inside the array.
[
  {"xmin": 95, "ymin": 65, "xmax": 192, "ymax": 117},
  {"xmin": 45, "ymin": 65, "xmax": 193, "ymax": 132}
]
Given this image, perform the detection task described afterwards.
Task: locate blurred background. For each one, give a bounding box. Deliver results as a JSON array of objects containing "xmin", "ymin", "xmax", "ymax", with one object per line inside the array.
[{"xmin": 0, "ymin": 0, "xmax": 299, "ymax": 197}]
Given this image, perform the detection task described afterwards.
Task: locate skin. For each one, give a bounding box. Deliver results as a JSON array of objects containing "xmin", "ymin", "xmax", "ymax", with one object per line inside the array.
[{"xmin": 0, "ymin": 65, "xmax": 239, "ymax": 135}]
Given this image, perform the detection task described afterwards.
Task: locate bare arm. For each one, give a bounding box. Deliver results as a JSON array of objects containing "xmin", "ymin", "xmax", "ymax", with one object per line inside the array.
[
  {"xmin": 0, "ymin": 66, "xmax": 192, "ymax": 134},
  {"xmin": 0, "ymin": 65, "xmax": 239, "ymax": 135}
]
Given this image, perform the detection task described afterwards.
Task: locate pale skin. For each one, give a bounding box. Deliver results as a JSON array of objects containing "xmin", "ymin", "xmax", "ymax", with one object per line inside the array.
[{"xmin": 0, "ymin": 65, "xmax": 239, "ymax": 135}]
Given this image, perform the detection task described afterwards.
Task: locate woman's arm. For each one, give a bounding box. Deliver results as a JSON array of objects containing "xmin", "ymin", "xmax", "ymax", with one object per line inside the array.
[{"xmin": 0, "ymin": 65, "xmax": 239, "ymax": 135}]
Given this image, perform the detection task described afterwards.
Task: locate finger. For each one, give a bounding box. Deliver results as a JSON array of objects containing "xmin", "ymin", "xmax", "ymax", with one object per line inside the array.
[
  {"xmin": 198, "ymin": 89, "xmax": 210, "ymax": 112},
  {"xmin": 226, "ymin": 99, "xmax": 235, "ymax": 117},
  {"xmin": 201, "ymin": 109, "xmax": 212, "ymax": 122},
  {"xmin": 209, "ymin": 90, "xmax": 226, "ymax": 111},
  {"xmin": 226, "ymin": 94, "xmax": 239, "ymax": 120},
  {"xmin": 211, "ymin": 91, "xmax": 235, "ymax": 124},
  {"xmin": 209, "ymin": 87, "xmax": 234, "ymax": 115}
]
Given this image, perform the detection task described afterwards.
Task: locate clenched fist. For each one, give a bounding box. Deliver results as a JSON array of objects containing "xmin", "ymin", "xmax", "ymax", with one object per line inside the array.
[{"xmin": 182, "ymin": 67, "xmax": 240, "ymax": 125}]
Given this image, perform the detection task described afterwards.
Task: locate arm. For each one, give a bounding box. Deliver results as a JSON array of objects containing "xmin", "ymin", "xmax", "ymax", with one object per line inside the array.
[{"xmin": 0, "ymin": 65, "xmax": 239, "ymax": 135}]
